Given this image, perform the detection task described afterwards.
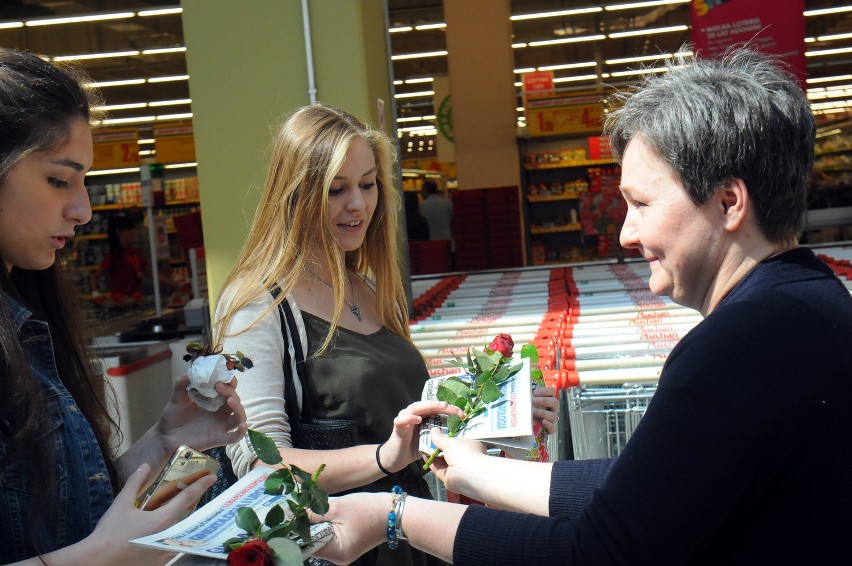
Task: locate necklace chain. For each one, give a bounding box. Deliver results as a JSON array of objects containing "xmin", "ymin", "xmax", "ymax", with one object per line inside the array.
[{"xmin": 307, "ymin": 268, "xmax": 363, "ymax": 322}]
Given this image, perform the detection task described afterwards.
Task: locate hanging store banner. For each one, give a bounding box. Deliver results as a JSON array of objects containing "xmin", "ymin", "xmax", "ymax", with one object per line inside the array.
[
  {"xmin": 525, "ymin": 93, "xmax": 605, "ymax": 138},
  {"xmin": 433, "ymin": 76, "xmax": 455, "ymax": 163},
  {"xmin": 92, "ymin": 128, "xmax": 140, "ymax": 169},
  {"xmin": 154, "ymin": 121, "xmax": 197, "ymax": 164},
  {"xmin": 691, "ymin": 0, "xmax": 806, "ymax": 84},
  {"xmin": 522, "ymin": 70, "xmax": 554, "ymax": 108}
]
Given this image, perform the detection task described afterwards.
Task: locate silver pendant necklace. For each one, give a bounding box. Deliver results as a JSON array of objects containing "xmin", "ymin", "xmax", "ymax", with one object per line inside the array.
[{"xmin": 307, "ymin": 268, "xmax": 363, "ymax": 322}]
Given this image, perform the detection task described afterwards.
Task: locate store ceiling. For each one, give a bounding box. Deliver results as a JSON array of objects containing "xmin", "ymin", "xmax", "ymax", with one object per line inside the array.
[{"xmin": 0, "ymin": 0, "xmax": 850, "ymax": 144}]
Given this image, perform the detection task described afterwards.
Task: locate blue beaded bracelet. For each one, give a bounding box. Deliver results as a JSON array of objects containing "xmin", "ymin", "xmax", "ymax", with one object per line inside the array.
[{"xmin": 387, "ymin": 485, "xmax": 408, "ymax": 550}]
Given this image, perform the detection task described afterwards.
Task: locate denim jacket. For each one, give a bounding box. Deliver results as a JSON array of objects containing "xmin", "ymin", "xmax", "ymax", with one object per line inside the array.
[{"xmin": 0, "ymin": 293, "xmax": 114, "ymax": 562}]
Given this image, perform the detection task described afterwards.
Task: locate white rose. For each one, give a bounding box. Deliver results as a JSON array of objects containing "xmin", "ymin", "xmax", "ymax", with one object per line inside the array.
[{"xmin": 186, "ymin": 355, "xmax": 235, "ymax": 411}]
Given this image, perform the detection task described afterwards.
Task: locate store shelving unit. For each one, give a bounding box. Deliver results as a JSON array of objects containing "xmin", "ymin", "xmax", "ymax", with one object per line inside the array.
[{"xmin": 519, "ymin": 135, "xmax": 625, "ymax": 266}]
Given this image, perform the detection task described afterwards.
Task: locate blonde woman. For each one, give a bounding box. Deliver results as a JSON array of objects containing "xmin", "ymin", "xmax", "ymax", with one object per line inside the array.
[{"xmin": 214, "ymin": 103, "xmax": 464, "ymax": 566}]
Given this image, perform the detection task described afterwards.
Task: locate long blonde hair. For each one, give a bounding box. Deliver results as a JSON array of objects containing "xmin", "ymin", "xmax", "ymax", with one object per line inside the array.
[{"xmin": 214, "ymin": 103, "xmax": 409, "ymax": 353}]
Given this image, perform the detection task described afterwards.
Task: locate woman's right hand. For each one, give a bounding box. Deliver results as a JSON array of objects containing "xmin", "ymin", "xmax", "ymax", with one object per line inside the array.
[
  {"xmin": 378, "ymin": 400, "xmax": 465, "ymax": 474},
  {"xmin": 83, "ymin": 462, "xmax": 216, "ymax": 565}
]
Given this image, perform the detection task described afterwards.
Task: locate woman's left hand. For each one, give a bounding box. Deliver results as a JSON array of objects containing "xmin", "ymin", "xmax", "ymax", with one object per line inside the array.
[
  {"xmin": 156, "ymin": 375, "xmax": 247, "ymax": 457},
  {"xmin": 532, "ymin": 385, "xmax": 559, "ymax": 434},
  {"xmin": 379, "ymin": 400, "xmax": 465, "ymax": 473}
]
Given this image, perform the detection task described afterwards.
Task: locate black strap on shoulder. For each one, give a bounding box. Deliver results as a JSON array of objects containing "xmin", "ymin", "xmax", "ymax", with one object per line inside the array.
[{"xmin": 270, "ymin": 285, "xmax": 313, "ymax": 427}]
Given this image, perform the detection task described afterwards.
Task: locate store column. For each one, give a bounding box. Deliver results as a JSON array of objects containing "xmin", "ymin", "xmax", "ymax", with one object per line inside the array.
[
  {"xmin": 442, "ymin": 0, "xmax": 520, "ymax": 191},
  {"xmin": 181, "ymin": 0, "xmax": 393, "ymax": 302}
]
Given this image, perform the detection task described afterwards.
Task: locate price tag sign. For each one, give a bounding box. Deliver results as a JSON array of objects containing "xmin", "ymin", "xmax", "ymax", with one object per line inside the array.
[
  {"xmin": 92, "ymin": 129, "xmax": 140, "ymax": 169},
  {"xmin": 526, "ymin": 94, "xmax": 605, "ymax": 137},
  {"xmin": 154, "ymin": 121, "xmax": 196, "ymax": 164}
]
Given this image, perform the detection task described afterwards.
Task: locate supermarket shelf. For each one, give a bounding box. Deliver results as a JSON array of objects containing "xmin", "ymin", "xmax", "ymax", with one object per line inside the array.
[
  {"xmin": 530, "ymin": 223, "xmax": 582, "ymax": 234},
  {"xmin": 524, "ymin": 158, "xmax": 613, "ymax": 170},
  {"xmin": 528, "ymin": 191, "xmax": 582, "ymax": 202}
]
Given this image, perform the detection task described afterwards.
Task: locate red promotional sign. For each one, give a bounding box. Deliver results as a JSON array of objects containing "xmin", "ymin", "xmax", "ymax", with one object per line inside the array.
[
  {"xmin": 523, "ymin": 70, "xmax": 554, "ymax": 97},
  {"xmin": 691, "ymin": 0, "xmax": 806, "ymax": 84}
]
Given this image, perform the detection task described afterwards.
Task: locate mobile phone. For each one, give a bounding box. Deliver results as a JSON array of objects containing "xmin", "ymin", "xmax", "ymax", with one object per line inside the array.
[{"xmin": 136, "ymin": 445, "xmax": 221, "ymax": 512}]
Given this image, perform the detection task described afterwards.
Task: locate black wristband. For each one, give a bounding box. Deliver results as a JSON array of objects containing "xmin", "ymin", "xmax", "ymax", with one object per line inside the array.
[{"xmin": 376, "ymin": 442, "xmax": 393, "ymax": 476}]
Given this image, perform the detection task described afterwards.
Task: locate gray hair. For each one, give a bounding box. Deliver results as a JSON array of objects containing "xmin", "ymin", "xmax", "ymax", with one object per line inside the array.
[{"xmin": 604, "ymin": 48, "xmax": 814, "ymax": 243}]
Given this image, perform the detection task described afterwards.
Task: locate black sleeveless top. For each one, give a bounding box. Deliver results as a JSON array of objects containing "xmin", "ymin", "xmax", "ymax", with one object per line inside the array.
[
  {"xmin": 300, "ymin": 311, "xmax": 448, "ymax": 566},
  {"xmin": 301, "ymin": 311, "xmax": 427, "ymax": 443}
]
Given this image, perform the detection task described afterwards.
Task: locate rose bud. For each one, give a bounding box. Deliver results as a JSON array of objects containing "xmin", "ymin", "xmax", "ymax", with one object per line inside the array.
[
  {"xmin": 227, "ymin": 539, "xmax": 275, "ymax": 566},
  {"xmin": 487, "ymin": 333, "xmax": 514, "ymax": 358}
]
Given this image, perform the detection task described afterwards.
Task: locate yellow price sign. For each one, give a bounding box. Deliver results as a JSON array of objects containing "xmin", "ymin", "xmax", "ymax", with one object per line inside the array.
[{"xmin": 92, "ymin": 129, "xmax": 140, "ymax": 169}]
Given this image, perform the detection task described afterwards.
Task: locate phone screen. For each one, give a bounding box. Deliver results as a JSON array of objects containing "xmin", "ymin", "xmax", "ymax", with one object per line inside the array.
[{"xmin": 136, "ymin": 446, "xmax": 221, "ymax": 512}]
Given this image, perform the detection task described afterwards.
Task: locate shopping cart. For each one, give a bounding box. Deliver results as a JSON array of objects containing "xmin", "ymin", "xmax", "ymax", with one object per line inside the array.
[{"xmin": 566, "ymin": 382, "xmax": 657, "ymax": 460}]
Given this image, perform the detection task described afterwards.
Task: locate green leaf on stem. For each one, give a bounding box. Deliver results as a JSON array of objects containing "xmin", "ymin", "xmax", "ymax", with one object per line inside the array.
[
  {"xmin": 265, "ymin": 468, "xmax": 296, "ymax": 495},
  {"xmin": 440, "ymin": 378, "xmax": 472, "ymax": 401},
  {"xmin": 447, "ymin": 414, "xmax": 463, "ymax": 435},
  {"xmin": 222, "ymin": 536, "xmax": 247, "ymax": 551},
  {"xmin": 290, "ymin": 512, "xmax": 312, "ymax": 546},
  {"xmin": 311, "ymin": 463, "xmax": 326, "ymax": 484},
  {"xmin": 290, "ymin": 465, "xmax": 313, "ymax": 484},
  {"xmin": 520, "ymin": 344, "xmax": 539, "ymax": 363},
  {"xmin": 480, "ymin": 380, "xmax": 502, "ymax": 404},
  {"xmin": 264, "ymin": 504, "xmax": 286, "ymax": 528},
  {"xmin": 267, "ymin": 536, "xmax": 303, "ymax": 563},
  {"xmin": 307, "ymin": 484, "xmax": 330, "ymax": 514},
  {"xmin": 248, "ymin": 429, "xmax": 283, "ymax": 465},
  {"xmin": 236, "ymin": 507, "xmax": 262, "ymax": 535}
]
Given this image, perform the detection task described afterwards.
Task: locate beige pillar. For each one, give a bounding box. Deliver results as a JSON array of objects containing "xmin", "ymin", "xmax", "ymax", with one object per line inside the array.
[
  {"xmin": 181, "ymin": 0, "xmax": 394, "ymax": 304},
  {"xmin": 443, "ymin": 0, "xmax": 521, "ymax": 191}
]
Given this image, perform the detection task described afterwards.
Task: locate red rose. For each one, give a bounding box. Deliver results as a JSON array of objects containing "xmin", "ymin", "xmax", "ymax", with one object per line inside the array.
[
  {"xmin": 227, "ymin": 539, "xmax": 275, "ymax": 566},
  {"xmin": 487, "ymin": 333, "xmax": 514, "ymax": 358}
]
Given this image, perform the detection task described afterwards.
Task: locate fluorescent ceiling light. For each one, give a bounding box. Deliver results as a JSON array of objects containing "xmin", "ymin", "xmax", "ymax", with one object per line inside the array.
[
  {"xmin": 399, "ymin": 125, "xmax": 437, "ymax": 133},
  {"xmin": 99, "ymin": 116, "xmax": 156, "ymax": 125},
  {"xmin": 539, "ymin": 61, "xmax": 596, "ymax": 71},
  {"xmin": 609, "ymin": 67, "xmax": 670, "ymax": 77},
  {"xmin": 806, "ymin": 46, "xmax": 852, "ymax": 57},
  {"xmin": 393, "ymin": 80, "xmax": 404, "ymax": 85},
  {"xmin": 53, "ymin": 50, "xmax": 139, "ymax": 62},
  {"xmin": 512, "ymin": 42, "xmax": 528, "ymax": 48},
  {"xmin": 605, "ymin": 0, "xmax": 689, "ymax": 10},
  {"xmin": 529, "ymin": 35, "xmax": 606, "ymax": 47},
  {"xmin": 138, "ymin": 149, "xmax": 156, "ymax": 156},
  {"xmin": 87, "ymin": 167, "xmax": 140, "ymax": 176},
  {"xmin": 25, "ymin": 12, "xmax": 134, "ymax": 26},
  {"xmin": 164, "ymin": 162, "xmax": 197, "ymax": 169},
  {"xmin": 138, "ymin": 7, "xmax": 183, "ymax": 16},
  {"xmin": 148, "ymin": 98, "xmax": 192, "ymax": 107},
  {"xmin": 0, "ymin": 22, "xmax": 24, "ymax": 29},
  {"xmin": 609, "ymin": 25, "xmax": 688, "ymax": 38},
  {"xmin": 415, "ymin": 23, "xmax": 446, "ymax": 30},
  {"xmin": 514, "ymin": 67, "xmax": 537, "ymax": 74},
  {"xmin": 606, "ymin": 51, "xmax": 690, "ymax": 65},
  {"xmin": 514, "ymin": 81, "xmax": 523, "ymax": 87},
  {"xmin": 138, "ymin": 139, "xmax": 156, "ymax": 145},
  {"xmin": 87, "ymin": 79, "xmax": 146, "ymax": 88},
  {"xmin": 807, "ymin": 74, "xmax": 852, "ymax": 84},
  {"xmin": 389, "ymin": 26, "xmax": 413, "ymax": 33},
  {"xmin": 808, "ymin": 87, "xmax": 852, "ymax": 101},
  {"xmin": 554, "ymin": 74, "xmax": 599, "ymax": 83},
  {"xmin": 406, "ymin": 77, "xmax": 434, "ymax": 84},
  {"xmin": 148, "ymin": 75, "xmax": 190, "ymax": 83},
  {"xmin": 391, "ymin": 50, "xmax": 448, "ymax": 61},
  {"xmin": 511, "ymin": 7, "xmax": 602, "ymax": 21},
  {"xmin": 95, "ymin": 103, "xmax": 147, "ymax": 111},
  {"xmin": 142, "ymin": 47, "xmax": 187, "ymax": 55},
  {"xmin": 157, "ymin": 112, "xmax": 193, "ymax": 121},
  {"xmin": 804, "ymin": 5, "xmax": 852, "ymax": 16},
  {"xmin": 397, "ymin": 116, "xmax": 429, "ymax": 123},
  {"xmin": 816, "ymin": 32, "xmax": 852, "ymax": 42},
  {"xmin": 394, "ymin": 90, "xmax": 435, "ymax": 99}
]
